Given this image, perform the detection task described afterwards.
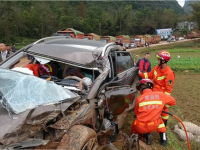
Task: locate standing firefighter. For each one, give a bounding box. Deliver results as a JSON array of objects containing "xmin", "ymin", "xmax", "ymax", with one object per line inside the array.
[
  {"xmin": 132, "ymin": 79, "xmax": 176, "ymax": 146},
  {"xmin": 138, "ymin": 50, "xmax": 175, "ymax": 124}
]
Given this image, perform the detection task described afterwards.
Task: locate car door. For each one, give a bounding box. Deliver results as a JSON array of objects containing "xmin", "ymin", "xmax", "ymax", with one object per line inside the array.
[{"xmin": 100, "ymin": 51, "xmax": 139, "ymax": 116}]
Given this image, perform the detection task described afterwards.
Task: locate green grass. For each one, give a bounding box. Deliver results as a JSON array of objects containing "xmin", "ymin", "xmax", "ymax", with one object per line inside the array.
[
  {"xmin": 166, "ymin": 129, "xmax": 183, "ymax": 150},
  {"xmin": 154, "ymin": 49, "xmax": 200, "ymax": 53},
  {"xmin": 149, "ymin": 57, "xmax": 200, "ymax": 72},
  {"xmin": 132, "ymin": 39, "xmax": 200, "ymax": 72}
]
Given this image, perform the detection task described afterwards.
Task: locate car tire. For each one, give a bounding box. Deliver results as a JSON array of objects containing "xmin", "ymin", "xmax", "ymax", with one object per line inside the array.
[{"xmin": 56, "ymin": 125, "xmax": 98, "ymax": 150}]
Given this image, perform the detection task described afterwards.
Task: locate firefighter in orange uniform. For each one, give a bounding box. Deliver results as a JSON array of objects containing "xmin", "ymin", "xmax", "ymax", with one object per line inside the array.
[
  {"xmin": 25, "ymin": 63, "xmax": 55, "ymax": 77},
  {"xmin": 132, "ymin": 79, "xmax": 176, "ymax": 146},
  {"xmin": 138, "ymin": 50, "xmax": 175, "ymax": 125}
]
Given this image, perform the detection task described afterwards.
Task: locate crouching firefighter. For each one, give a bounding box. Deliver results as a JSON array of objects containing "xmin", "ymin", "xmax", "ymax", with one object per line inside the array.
[{"xmin": 132, "ymin": 79, "xmax": 176, "ymax": 146}]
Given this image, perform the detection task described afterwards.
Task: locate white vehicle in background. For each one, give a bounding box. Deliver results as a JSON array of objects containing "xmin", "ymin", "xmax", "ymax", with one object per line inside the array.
[
  {"xmin": 167, "ymin": 37, "xmax": 176, "ymax": 43},
  {"xmin": 129, "ymin": 43, "xmax": 137, "ymax": 49},
  {"xmin": 178, "ymin": 37, "xmax": 184, "ymax": 40}
]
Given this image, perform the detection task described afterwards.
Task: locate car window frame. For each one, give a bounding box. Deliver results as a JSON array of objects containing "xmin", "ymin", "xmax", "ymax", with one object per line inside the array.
[{"xmin": 113, "ymin": 51, "xmax": 134, "ymax": 76}]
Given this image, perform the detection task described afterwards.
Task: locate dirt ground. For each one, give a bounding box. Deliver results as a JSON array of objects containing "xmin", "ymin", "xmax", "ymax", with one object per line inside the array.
[
  {"xmin": 172, "ymin": 72, "xmax": 200, "ymax": 126},
  {"xmin": 119, "ymin": 71, "xmax": 200, "ymax": 150}
]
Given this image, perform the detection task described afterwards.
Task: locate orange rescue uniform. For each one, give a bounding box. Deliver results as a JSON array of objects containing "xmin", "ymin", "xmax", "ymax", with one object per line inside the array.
[
  {"xmin": 132, "ymin": 89, "xmax": 176, "ymax": 134},
  {"xmin": 25, "ymin": 64, "xmax": 40, "ymax": 77},
  {"xmin": 139, "ymin": 65, "xmax": 175, "ymax": 120}
]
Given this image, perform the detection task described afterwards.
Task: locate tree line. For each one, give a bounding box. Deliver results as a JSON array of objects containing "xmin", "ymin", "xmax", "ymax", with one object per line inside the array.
[{"xmin": 0, "ymin": 1, "xmax": 198, "ymax": 43}]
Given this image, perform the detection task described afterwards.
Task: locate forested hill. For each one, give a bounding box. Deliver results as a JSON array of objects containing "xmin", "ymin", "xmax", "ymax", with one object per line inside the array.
[
  {"xmin": 0, "ymin": 1, "xmax": 184, "ymax": 43},
  {"xmin": 69, "ymin": 0, "xmax": 184, "ymax": 14}
]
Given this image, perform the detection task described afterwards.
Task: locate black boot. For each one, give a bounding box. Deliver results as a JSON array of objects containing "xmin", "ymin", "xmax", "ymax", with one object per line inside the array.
[
  {"xmin": 164, "ymin": 120, "xmax": 167, "ymax": 126},
  {"xmin": 144, "ymin": 133, "xmax": 153, "ymax": 145},
  {"xmin": 159, "ymin": 132, "xmax": 167, "ymax": 147}
]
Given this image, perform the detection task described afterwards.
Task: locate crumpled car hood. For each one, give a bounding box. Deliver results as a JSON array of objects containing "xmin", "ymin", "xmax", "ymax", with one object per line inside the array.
[
  {"xmin": 0, "ymin": 68, "xmax": 79, "ymax": 145},
  {"xmin": 0, "ymin": 68, "xmax": 77, "ymax": 115}
]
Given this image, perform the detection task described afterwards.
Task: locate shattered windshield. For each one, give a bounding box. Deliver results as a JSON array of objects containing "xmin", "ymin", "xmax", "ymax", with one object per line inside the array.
[{"xmin": 0, "ymin": 68, "xmax": 78, "ymax": 115}]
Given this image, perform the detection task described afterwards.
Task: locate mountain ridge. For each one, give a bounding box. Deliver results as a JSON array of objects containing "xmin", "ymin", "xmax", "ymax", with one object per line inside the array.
[
  {"xmin": 183, "ymin": 0, "xmax": 198, "ymax": 14},
  {"xmin": 69, "ymin": 1, "xmax": 184, "ymax": 14}
]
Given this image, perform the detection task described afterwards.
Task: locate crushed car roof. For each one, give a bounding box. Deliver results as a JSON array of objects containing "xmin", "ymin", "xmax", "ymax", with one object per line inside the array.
[{"xmin": 27, "ymin": 38, "xmax": 110, "ymax": 67}]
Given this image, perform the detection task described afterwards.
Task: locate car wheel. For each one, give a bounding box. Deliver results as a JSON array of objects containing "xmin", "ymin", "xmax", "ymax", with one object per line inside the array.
[{"xmin": 56, "ymin": 125, "xmax": 98, "ymax": 150}]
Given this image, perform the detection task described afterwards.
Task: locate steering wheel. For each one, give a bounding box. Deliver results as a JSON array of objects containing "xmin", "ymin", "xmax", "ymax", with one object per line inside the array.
[{"xmin": 64, "ymin": 76, "xmax": 88, "ymax": 90}]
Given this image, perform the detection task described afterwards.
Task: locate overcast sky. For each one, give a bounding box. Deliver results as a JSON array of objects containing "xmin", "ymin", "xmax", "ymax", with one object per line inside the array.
[{"xmin": 177, "ymin": 0, "xmax": 185, "ymax": 7}]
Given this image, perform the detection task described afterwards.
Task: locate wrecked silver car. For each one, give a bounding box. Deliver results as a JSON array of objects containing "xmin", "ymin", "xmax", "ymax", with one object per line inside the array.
[{"xmin": 0, "ymin": 36, "xmax": 139, "ymax": 149}]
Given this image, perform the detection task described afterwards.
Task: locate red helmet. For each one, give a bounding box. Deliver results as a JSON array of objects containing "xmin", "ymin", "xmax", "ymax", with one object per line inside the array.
[
  {"xmin": 137, "ymin": 79, "xmax": 154, "ymax": 91},
  {"xmin": 156, "ymin": 50, "xmax": 171, "ymax": 62},
  {"xmin": 38, "ymin": 64, "xmax": 55, "ymax": 75}
]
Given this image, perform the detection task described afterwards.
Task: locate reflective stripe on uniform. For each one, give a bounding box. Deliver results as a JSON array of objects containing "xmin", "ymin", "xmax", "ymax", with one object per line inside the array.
[
  {"xmin": 144, "ymin": 73, "xmax": 148, "ymax": 79},
  {"xmin": 158, "ymin": 123, "xmax": 165, "ymax": 128},
  {"xmin": 157, "ymin": 76, "xmax": 166, "ymax": 80},
  {"xmin": 161, "ymin": 115, "xmax": 169, "ymax": 120},
  {"xmin": 164, "ymin": 92, "xmax": 171, "ymax": 95},
  {"xmin": 139, "ymin": 101, "xmax": 162, "ymax": 107},
  {"xmin": 165, "ymin": 104, "xmax": 170, "ymax": 108},
  {"xmin": 154, "ymin": 70, "xmax": 157, "ymax": 77},
  {"xmin": 45, "ymin": 64, "xmax": 52, "ymax": 72}
]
